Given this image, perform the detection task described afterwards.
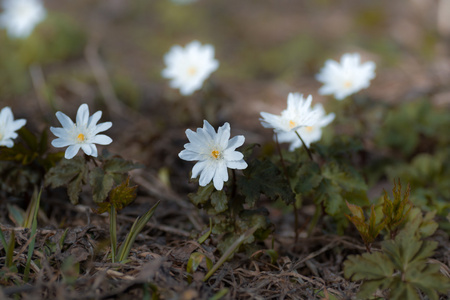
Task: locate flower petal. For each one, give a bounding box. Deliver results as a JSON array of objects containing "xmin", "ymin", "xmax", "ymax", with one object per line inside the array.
[
  {"xmin": 65, "ymin": 144, "xmax": 81, "ymax": 159},
  {"xmin": 76, "ymin": 104, "xmax": 90, "ymax": 125},
  {"xmin": 92, "ymin": 134, "xmax": 112, "ymax": 145},
  {"xmin": 55, "ymin": 111, "xmax": 74, "ymax": 129}
]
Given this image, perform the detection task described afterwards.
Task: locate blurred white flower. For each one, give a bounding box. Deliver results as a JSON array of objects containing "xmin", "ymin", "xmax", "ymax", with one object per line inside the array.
[
  {"xmin": 316, "ymin": 53, "xmax": 376, "ymax": 100},
  {"xmin": 179, "ymin": 120, "xmax": 247, "ymax": 190},
  {"xmin": 0, "ymin": 0, "xmax": 46, "ymax": 39},
  {"xmin": 0, "ymin": 107, "xmax": 26, "ymax": 148},
  {"xmin": 50, "ymin": 104, "xmax": 113, "ymax": 159},
  {"xmin": 277, "ymin": 103, "xmax": 335, "ymax": 151},
  {"xmin": 260, "ymin": 93, "xmax": 321, "ymax": 133},
  {"xmin": 162, "ymin": 40, "xmax": 219, "ymax": 96}
]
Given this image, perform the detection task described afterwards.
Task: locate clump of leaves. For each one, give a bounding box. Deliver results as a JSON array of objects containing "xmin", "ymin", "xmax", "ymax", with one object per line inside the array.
[
  {"xmin": 0, "ymin": 128, "xmax": 63, "ymax": 195},
  {"xmin": 344, "ymin": 218, "xmax": 449, "ymax": 300},
  {"xmin": 345, "ymin": 202, "xmax": 384, "ymax": 252},
  {"xmin": 45, "ymin": 150, "xmax": 143, "ymax": 205},
  {"xmin": 382, "ymin": 180, "xmax": 412, "ymax": 239}
]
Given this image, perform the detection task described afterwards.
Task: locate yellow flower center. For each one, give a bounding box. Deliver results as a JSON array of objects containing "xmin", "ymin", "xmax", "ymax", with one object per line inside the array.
[
  {"xmin": 211, "ymin": 150, "xmax": 220, "ymax": 159},
  {"xmin": 289, "ymin": 120, "xmax": 296, "ymax": 129},
  {"xmin": 77, "ymin": 133, "xmax": 85, "ymax": 142},
  {"xmin": 187, "ymin": 66, "xmax": 198, "ymax": 76},
  {"xmin": 306, "ymin": 126, "xmax": 314, "ymax": 132},
  {"xmin": 344, "ymin": 80, "xmax": 353, "ymax": 88}
]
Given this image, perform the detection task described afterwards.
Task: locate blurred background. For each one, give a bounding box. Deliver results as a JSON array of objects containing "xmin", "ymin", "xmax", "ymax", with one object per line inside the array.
[{"xmin": 1, "ymin": 0, "xmax": 450, "ymax": 179}]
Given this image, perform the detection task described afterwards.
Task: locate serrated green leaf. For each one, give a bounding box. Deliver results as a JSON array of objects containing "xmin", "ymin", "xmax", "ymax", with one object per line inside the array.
[
  {"xmin": 292, "ymin": 161, "xmax": 322, "ymax": 195},
  {"xmin": 237, "ymin": 159, "xmax": 295, "ymax": 206},
  {"xmin": 102, "ymin": 156, "xmax": 144, "ymax": 174},
  {"xmin": 211, "ymin": 190, "xmax": 228, "ymax": 213},
  {"xmin": 344, "ymin": 252, "xmax": 394, "ymax": 281},
  {"xmin": 45, "ymin": 156, "xmax": 86, "ymax": 189},
  {"xmin": 317, "ymin": 178, "xmax": 343, "ymax": 215},
  {"xmin": 109, "ymin": 177, "xmax": 138, "ymax": 211},
  {"xmin": 89, "ymin": 167, "xmax": 115, "ymax": 203},
  {"xmin": 189, "ymin": 183, "xmax": 215, "ymax": 206},
  {"xmin": 67, "ymin": 166, "xmax": 87, "ymax": 205}
]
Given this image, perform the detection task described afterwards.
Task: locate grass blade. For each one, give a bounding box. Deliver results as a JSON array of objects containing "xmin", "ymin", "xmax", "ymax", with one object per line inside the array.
[
  {"xmin": 110, "ymin": 205, "xmax": 117, "ymax": 263},
  {"xmin": 23, "ymin": 187, "xmax": 42, "ymax": 282},
  {"xmin": 203, "ymin": 226, "xmax": 257, "ymax": 282},
  {"xmin": 116, "ymin": 201, "xmax": 160, "ymax": 262}
]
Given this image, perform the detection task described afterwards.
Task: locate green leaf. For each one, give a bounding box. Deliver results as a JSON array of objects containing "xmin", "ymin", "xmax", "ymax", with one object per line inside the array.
[
  {"xmin": 186, "ymin": 252, "xmax": 213, "ymax": 283},
  {"xmin": 237, "ymin": 158, "xmax": 295, "ymax": 206},
  {"xmin": 344, "ymin": 225, "xmax": 450, "ymax": 299},
  {"xmin": 316, "ymin": 178, "xmax": 343, "ymax": 215},
  {"xmin": 210, "ymin": 190, "xmax": 228, "ymax": 213},
  {"xmin": 188, "ymin": 183, "xmax": 215, "ymax": 206},
  {"xmin": 109, "ymin": 177, "xmax": 138, "ymax": 211},
  {"xmin": 89, "ymin": 167, "xmax": 115, "ymax": 203},
  {"xmin": 292, "ymin": 161, "xmax": 322, "ymax": 195},
  {"xmin": 102, "ymin": 155, "xmax": 144, "ymax": 174},
  {"xmin": 45, "ymin": 156, "xmax": 86, "ymax": 189}
]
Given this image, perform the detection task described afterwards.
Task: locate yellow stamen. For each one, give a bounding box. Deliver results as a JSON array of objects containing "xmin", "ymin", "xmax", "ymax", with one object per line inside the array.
[
  {"xmin": 289, "ymin": 120, "xmax": 296, "ymax": 129},
  {"xmin": 77, "ymin": 133, "xmax": 85, "ymax": 141},
  {"xmin": 211, "ymin": 150, "xmax": 220, "ymax": 159},
  {"xmin": 187, "ymin": 66, "xmax": 197, "ymax": 76},
  {"xmin": 306, "ymin": 126, "xmax": 314, "ymax": 132},
  {"xmin": 344, "ymin": 80, "xmax": 352, "ymax": 88}
]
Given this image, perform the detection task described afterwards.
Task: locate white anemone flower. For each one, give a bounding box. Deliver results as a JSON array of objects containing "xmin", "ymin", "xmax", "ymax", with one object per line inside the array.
[
  {"xmin": 162, "ymin": 40, "xmax": 219, "ymax": 96},
  {"xmin": 50, "ymin": 104, "xmax": 113, "ymax": 159},
  {"xmin": 0, "ymin": 107, "xmax": 27, "ymax": 148},
  {"xmin": 260, "ymin": 93, "xmax": 321, "ymax": 133},
  {"xmin": 316, "ymin": 53, "xmax": 376, "ymax": 100},
  {"xmin": 277, "ymin": 103, "xmax": 335, "ymax": 151},
  {"xmin": 179, "ymin": 120, "xmax": 247, "ymax": 190},
  {"xmin": 0, "ymin": 0, "xmax": 46, "ymax": 39}
]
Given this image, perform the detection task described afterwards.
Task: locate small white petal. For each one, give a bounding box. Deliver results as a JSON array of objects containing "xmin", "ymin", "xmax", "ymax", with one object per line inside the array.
[
  {"xmin": 90, "ymin": 144, "xmax": 98, "ymax": 157},
  {"xmin": 199, "ymin": 163, "xmax": 216, "ymax": 187},
  {"xmin": 76, "ymin": 104, "xmax": 89, "ymax": 125},
  {"xmin": 87, "ymin": 111, "xmax": 102, "ymax": 128},
  {"xmin": 55, "ymin": 112, "xmax": 74, "ymax": 129},
  {"xmin": 227, "ymin": 160, "xmax": 248, "ymax": 170},
  {"xmin": 51, "ymin": 138, "xmax": 73, "ymax": 148},
  {"xmin": 226, "ymin": 135, "xmax": 245, "ymax": 151},
  {"xmin": 92, "ymin": 134, "xmax": 112, "ymax": 145},
  {"xmin": 179, "ymin": 149, "xmax": 201, "ymax": 161},
  {"xmin": 81, "ymin": 144, "xmax": 92, "ymax": 155},
  {"xmin": 65, "ymin": 144, "xmax": 81, "ymax": 159},
  {"xmin": 191, "ymin": 160, "xmax": 207, "ymax": 179}
]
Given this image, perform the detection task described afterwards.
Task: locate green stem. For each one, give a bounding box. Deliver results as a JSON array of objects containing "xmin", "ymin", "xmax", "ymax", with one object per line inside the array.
[
  {"xmin": 307, "ymin": 204, "xmax": 322, "ymax": 236},
  {"xmin": 110, "ymin": 205, "xmax": 117, "ymax": 263},
  {"xmin": 294, "ymin": 131, "xmax": 313, "ymax": 161}
]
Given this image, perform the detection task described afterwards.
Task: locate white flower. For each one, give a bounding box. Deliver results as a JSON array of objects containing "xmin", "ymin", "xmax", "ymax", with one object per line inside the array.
[
  {"xmin": 162, "ymin": 40, "xmax": 219, "ymax": 96},
  {"xmin": 0, "ymin": 0, "xmax": 46, "ymax": 39},
  {"xmin": 260, "ymin": 93, "xmax": 321, "ymax": 133},
  {"xmin": 277, "ymin": 103, "xmax": 335, "ymax": 151},
  {"xmin": 0, "ymin": 107, "xmax": 27, "ymax": 148},
  {"xmin": 50, "ymin": 104, "xmax": 113, "ymax": 159},
  {"xmin": 316, "ymin": 53, "xmax": 376, "ymax": 100},
  {"xmin": 179, "ymin": 120, "xmax": 247, "ymax": 190}
]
